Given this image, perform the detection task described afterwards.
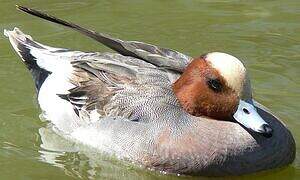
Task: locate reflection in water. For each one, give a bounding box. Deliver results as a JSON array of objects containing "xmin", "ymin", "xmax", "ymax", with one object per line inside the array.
[{"xmin": 38, "ymin": 126, "xmax": 101, "ymax": 179}]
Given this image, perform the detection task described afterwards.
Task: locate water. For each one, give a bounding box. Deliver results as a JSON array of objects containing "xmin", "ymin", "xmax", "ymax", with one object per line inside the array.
[{"xmin": 0, "ymin": 0, "xmax": 299, "ymax": 179}]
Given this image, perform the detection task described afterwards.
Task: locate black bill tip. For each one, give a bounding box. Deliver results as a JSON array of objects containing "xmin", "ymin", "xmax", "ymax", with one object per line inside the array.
[{"xmin": 260, "ymin": 124, "xmax": 273, "ymax": 138}]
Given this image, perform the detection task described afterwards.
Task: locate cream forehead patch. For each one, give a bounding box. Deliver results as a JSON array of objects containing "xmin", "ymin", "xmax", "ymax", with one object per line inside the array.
[{"xmin": 205, "ymin": 52, "xmax": 246, "ymax": 93}]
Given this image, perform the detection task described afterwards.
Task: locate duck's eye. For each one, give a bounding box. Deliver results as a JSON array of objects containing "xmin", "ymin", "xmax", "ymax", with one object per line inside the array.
[{"xmin": 207, "ymin": 78, "xmax": 223, "ymax": 92}]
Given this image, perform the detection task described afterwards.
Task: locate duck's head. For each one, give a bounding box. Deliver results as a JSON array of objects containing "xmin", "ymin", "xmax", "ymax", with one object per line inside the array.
[{"xmin": 173, "ymin": 52, "xmax": 273, "ymax": 138}]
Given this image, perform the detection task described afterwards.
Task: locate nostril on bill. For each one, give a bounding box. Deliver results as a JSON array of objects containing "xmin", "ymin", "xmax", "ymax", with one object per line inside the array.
[
  {"xmin": 260, "ymin": 124, "xmax": 273, "ymax": 138},
  {"xmin": 242, "ymin": 108, "xmax": 250, "ymax": 114}
]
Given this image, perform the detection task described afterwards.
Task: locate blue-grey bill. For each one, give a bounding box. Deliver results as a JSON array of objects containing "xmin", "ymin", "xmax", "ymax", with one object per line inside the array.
[{"xmin": 233, "ymin": 100, "xmax": 273, "ymax": 138}]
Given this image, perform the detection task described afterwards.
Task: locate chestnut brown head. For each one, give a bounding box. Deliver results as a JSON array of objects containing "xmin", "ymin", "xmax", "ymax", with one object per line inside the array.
[{"xmin": 173, "ymin": 52, "xmax": 273, "ymax": 138}]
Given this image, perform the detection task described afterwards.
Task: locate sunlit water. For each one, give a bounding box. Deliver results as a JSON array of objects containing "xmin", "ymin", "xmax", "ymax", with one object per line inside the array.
[{"xmin": 0, "ymin": 0, "xmax": 299, "ymax": 179}]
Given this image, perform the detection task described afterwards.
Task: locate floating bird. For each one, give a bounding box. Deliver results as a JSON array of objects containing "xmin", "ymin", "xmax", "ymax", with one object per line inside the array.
[{"xmin": 4, "ymin": 6, "xmax": 295, "ymax": 176}]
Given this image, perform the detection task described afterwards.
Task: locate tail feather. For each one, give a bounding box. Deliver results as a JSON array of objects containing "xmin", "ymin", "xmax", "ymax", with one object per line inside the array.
[
  {"xmin": 4, "ymin": 28, "xmax": 75, "ymax": 92},
  {"xmin": 5, "ymin": 28, "xmax": 87, "ymax": 133},
  {"xmin": 5, "ymin": 28, "xmax": 51, "ymax": 92}
]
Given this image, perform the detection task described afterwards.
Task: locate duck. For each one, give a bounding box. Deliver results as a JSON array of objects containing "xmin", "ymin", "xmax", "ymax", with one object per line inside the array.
[{"xmin": 4, "ymin": 6, "xmax": 295, "ymax": 176}]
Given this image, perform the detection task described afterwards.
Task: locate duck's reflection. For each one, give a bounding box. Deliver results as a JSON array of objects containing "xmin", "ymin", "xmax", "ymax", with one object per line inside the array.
[{"xmin": 38, "ymin": 127, "xmax": 93, "ymax": 179}]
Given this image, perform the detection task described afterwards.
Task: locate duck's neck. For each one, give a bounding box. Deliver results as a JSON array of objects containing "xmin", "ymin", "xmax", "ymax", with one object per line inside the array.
[{"xmin": 172, "ymin": 58, "xmax": 238, "ymax": 120}]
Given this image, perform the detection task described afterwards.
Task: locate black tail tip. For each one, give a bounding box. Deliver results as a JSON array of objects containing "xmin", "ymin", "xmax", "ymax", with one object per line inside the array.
[
  {"xmin": 16, "ymin": 5, "xmax": 36, "ymax": 15},
  {"xmin": 16, "ymin": 5, "xmax": 25, "ymax": 11}
]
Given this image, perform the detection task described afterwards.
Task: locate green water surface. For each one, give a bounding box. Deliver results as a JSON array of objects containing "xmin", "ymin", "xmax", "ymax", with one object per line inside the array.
[{"xmin": 0, "ymin": 0, "xmax": 299, "ymax": 179}]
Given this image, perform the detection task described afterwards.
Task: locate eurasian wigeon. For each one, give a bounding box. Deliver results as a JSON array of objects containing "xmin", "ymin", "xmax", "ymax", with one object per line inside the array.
[{"xmin": 4, "ymin": 6, "xmax": 295, "ymax": 176}]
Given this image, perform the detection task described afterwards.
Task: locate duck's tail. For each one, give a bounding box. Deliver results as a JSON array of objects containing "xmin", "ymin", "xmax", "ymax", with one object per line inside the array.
[
  {"xmin": 4, "ymin": 28, "xmax": 51, "ymax": 92},
  {"xmin": 4, "ymin": 28, "xmax": 72, "ymax": 92}
]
